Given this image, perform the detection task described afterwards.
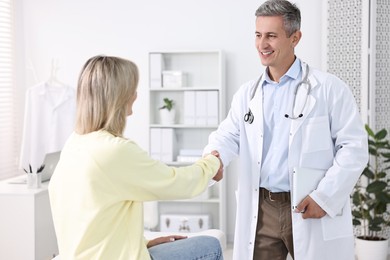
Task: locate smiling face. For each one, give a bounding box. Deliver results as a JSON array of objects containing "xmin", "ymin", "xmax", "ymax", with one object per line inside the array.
[{"xmin": 255, "ymin": 15, "xmax": 301, "ymax": 81}]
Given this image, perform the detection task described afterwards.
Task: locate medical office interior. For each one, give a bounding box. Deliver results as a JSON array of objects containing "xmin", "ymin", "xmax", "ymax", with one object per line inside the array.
[{"xmin": 0, "ymin": 0, "xmax": 389, "ymax": 259}]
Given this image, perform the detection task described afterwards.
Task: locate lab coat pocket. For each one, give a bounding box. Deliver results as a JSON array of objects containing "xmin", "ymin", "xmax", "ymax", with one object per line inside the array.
[
  {"xmin": 321, "ymin": 201, "xmax": 353, "ymax": 240},
  {"xmin": 302, "ymin": 116, "xmax": 331, "ymax": 153}
]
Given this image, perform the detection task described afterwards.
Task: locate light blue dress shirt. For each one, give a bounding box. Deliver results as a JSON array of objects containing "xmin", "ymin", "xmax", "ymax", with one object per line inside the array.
[{"xmin": 260, "ymin": 58, "xmax": 302, "ymax": 192}]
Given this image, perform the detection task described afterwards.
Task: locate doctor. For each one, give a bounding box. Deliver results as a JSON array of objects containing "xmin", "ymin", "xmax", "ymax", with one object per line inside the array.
[{"xmin": 204, "ymin": 0, "xmax": 368, "ymax": 259}]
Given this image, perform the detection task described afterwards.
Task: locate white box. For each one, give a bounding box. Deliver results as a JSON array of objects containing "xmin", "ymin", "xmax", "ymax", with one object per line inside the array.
[
  {"xmin": 162, "ymin": 71, "xmax": 185, "ymax": 88},
  {"xmin": 160, "ymin": 214, "xmax": 210, "ymax": 233}
]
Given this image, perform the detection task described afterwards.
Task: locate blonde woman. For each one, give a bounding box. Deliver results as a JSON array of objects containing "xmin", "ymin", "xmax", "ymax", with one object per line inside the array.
[{"xmin": 48, "ymin": 55, "xmax": 224, "ymax": 260}]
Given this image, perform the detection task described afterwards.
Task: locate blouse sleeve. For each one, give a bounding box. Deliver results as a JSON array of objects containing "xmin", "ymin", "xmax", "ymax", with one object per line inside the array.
[{"xmin": 94, "ymin": 138, "xmax": 220, "ymax": 201}]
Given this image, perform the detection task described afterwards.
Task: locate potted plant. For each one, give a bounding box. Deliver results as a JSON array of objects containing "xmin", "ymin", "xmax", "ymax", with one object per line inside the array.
[
  {"xmin": 352, "ymin": 124, "xmax": 390, "ymax": 260},
  {"xmin": 159, "ymin": 97, "xmax": 175, "ymax": 125}
]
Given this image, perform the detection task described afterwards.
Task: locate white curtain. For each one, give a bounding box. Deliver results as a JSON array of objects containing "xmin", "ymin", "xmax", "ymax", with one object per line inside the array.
[{"xmin": 0, "ymin": 0, "xmax": 20, "ymax": 180}]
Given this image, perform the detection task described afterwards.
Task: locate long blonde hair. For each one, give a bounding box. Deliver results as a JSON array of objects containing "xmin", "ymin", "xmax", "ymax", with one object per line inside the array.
[{"xmin": 75, "ymin": 55, "xmax": 139, "ymax": 137}]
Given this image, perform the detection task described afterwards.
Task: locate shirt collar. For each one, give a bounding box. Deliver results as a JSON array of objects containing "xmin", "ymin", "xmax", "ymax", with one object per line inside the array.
[{"xmin": 263, "ymin": 58, "xmax": 301, "ymax": 85}]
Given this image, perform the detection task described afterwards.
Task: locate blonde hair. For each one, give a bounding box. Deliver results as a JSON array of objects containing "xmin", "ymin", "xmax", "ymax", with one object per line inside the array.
[{"xmin": 75, "ymin": 55, "xmax": 139, "ymax": 137}]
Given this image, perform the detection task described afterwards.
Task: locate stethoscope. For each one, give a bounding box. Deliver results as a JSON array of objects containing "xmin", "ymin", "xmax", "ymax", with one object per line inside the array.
[{"xmin": 244, "ymin": 63, "xmax": 311, "ymax": 124}]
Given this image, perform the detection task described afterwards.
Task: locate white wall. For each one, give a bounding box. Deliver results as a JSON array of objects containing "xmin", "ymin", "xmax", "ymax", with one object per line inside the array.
[{"xmin": 19, "ymin": 0, "xmax": 323, "ymax": 242}]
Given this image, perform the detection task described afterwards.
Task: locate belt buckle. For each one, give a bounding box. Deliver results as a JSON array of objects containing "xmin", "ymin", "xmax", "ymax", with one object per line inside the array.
[{"xmin": 268, "ymin": 190, "xmax": 276, "ymax": 202}]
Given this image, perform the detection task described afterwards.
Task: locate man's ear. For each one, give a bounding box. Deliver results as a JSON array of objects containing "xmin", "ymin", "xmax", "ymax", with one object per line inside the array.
[{"xmin": 291, "ymin": 30, "xmax": 302, "ymax": 47}]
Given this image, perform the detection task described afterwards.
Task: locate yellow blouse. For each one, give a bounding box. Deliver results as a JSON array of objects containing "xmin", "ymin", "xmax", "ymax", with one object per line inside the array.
[{"xmin": 48, "ymin": 130, "xmax": 219, "ymax": 260}]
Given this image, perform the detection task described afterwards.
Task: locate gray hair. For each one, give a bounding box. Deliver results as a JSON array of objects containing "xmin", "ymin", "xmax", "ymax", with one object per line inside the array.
[{"xmin": 255, "ymin": 0, "xmax": 301, "ymax": 37}]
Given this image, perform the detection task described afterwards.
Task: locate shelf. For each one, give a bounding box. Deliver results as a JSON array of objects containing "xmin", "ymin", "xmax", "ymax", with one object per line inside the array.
[{"xmin": 148, "ymin": 50, "xmax": 226, "ymax": 233}]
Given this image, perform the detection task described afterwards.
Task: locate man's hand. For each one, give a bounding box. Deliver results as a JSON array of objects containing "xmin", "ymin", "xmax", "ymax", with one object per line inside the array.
[
  {"xmin": 295, "ymin": 195, "xmax": 326, "ymax": 219},
  {"xmin": 211, "ymin": 150, "xmax": 223, "ymax": 182},
  {"xmin": 147, "ymin": 235, "xmax": 187, "ymax": 248}
]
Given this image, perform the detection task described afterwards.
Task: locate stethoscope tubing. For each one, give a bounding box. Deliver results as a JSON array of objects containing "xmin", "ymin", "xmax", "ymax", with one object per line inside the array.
[{"xmin": 244, "ymin": 63, "xmax": 310, "ymax": 123}]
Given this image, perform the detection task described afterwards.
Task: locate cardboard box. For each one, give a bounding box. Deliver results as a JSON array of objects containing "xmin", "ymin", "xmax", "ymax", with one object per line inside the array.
[{"xmin": 160, "ymin": 214, "xmax": 211, "ymax": 233}]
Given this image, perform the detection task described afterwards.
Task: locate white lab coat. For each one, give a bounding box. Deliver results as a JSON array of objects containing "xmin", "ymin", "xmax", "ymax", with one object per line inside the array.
[
  {"xmin": 20, "ymin": 82, "xmax": 76, "ymax": 171},
  {"xmin": 205, "ymin": 61, "xmax": 368, "ymax": 260}
]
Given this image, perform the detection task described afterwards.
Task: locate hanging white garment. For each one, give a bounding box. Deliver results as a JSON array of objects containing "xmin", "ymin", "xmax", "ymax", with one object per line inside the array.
[{"xmin": 19, "ymin": 82, "xmax": 76, "ymax": 171}]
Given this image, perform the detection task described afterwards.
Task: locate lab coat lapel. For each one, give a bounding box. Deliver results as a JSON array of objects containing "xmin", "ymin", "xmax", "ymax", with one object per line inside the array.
[
  {"xmin": 41, "ymin": 84, "xmax": 73, "ymax": 110},
  {"xmin": 247, "ymin": 84, "xmax": 263, "ymax": 163},
  {"xmin": 290, "ymin": 71, "xmax": 319, "ymax": 140}
]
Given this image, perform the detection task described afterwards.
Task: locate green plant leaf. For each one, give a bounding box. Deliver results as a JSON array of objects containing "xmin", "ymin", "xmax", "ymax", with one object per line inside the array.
[
  {"xmin": 368, "ymin": 147, "xmax": 378, "ymax": 156},
  {"xmin": 376, "ymin": 192, "xmax": 390, "ymax": 203},
  {"xmin": 352, "ymin": 125, "xmax": 390, "ymax": 237},
  {"xmin": 362, "ymin": 168, "xmax": 374, "ymax": 178},
  {"xmin": 365, "ymin": 124, "xmax": 375, "ymax": 137},
  {"xmin": 375, "ymin": 141, "xmax": 389, "ymax": 148},
  {"xmin": 366, "ymin": 181, "xmax": 387, "ymax": 193},
  {"xmin": 374, "ymin": 129, "xmax": 387, "ymax": 140}
]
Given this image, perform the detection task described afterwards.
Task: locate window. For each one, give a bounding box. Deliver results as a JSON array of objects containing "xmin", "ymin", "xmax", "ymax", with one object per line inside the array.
[{"xmin": 0, "ymin": 0, "xmax": 19, "ymax": 180}]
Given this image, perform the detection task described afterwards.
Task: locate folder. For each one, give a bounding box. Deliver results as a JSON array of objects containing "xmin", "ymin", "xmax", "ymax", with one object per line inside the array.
[
  {"xmin": 291, "ymin": 167, "xmax": 326, "ymax": 210},
  {"xmin": 206, "ymin": 91, "xmax": 219, "ymax": 125},
  {"xmin": 183, "ymin": 91, "xmax": 196, "ymax": 125},
  {"xmin": 195, "ymin": 91, "xmax": 207, "ymax": 125},
  {"xmin": 150, "ymin": 54, "xmax": 163, "ymax": 88}
]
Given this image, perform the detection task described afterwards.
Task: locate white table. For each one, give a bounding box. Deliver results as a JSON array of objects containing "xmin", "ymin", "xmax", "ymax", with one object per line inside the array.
[{"xmin": 0, "ymin": 176, "xmax": 58, "ymax": 260}]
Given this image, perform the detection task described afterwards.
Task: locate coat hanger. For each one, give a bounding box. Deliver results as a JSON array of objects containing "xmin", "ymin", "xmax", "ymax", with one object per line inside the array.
[{"xmin": 47, "ymin": 58, "xmax": 67, "ymax": 88}]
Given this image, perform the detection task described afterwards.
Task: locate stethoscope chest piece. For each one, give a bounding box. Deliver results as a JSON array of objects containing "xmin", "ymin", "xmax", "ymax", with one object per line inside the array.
[{"xmin": 244, "ymin": 109, "xmax": 254, "ymax": 124}]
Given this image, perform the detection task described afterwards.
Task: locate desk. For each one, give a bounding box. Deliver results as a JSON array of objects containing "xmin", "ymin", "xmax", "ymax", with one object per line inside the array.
[{"xmin": 0, "ymin": 176, "xmax": 58, "ymax": 260}]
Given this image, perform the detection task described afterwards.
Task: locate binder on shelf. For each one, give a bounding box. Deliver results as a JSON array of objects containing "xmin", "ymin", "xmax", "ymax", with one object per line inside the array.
[
  {"xmin": 161, "ymin": 128, "xmax": 176, "ymax": 162},
  {"xmin": 206, "ymin": 91, "xmax": 219, "ymax": 125},
  {"xmin": 149, "ymin": 128, "xmax": 177, "ymax": 162},
  {"xmin": 195, "ymin": 91, "xmax": 207, "ymax": 125},
  {"xmin": 150, "ymin": 53, "xmax": 163, "ymax": 89},
  {"xmin": 183, "ymin": 91, "xmax": 196, "ymax": 125},
  {"xmin": 150, "ymin": 128, "xmax": 162, "ymax": 160}
]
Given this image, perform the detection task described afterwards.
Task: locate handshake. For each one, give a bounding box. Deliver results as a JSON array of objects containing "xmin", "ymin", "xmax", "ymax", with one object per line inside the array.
[{"xmin": 210, "ymin": 150, "xmax": 223, "ymax": 182}]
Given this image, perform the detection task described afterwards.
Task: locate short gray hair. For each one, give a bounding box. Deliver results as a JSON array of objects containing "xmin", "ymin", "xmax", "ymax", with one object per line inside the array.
[{"xmin": 255, "ymin": 0, "xmax": 301, "ymax": 37}]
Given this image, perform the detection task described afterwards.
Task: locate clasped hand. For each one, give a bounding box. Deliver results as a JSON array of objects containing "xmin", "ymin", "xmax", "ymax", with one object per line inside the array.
[
  {"xmin": 210, "ymin": 150, "xmax": 223, "ymax": 182},
  {"xmin": 294, "ymin": 195, "xmax": 326, "ymax": 219}
]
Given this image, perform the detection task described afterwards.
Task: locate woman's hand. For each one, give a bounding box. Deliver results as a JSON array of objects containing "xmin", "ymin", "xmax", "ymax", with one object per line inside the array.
[
  {"xmin": 147, "ymin": 235, "xmax": 187, "ymax": 248},
  {"xmin": 211, "ymin": 150, "xmax": 223, "ymax": 182}
]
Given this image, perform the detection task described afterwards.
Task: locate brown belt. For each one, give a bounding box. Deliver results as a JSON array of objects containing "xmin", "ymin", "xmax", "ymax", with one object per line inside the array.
[{"xmin": 260, "ymin": 188, "xmax": 290, "ymax": 202}]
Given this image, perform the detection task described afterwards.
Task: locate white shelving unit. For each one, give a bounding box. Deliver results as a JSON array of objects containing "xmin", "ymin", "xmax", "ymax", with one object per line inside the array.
[{"xmin": 148, "ymin": 50, "xmax": 226, "ymax": 234}]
